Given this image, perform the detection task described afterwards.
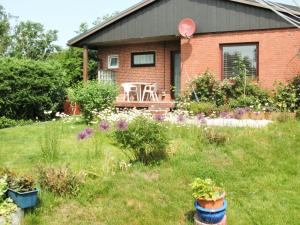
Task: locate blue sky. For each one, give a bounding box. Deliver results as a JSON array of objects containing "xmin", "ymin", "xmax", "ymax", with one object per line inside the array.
[{"xmin": 0, "ymin": 0, "xmax": 296, "ymax": 47}]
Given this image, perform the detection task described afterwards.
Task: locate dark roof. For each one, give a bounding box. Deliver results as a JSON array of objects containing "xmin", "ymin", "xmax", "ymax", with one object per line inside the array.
[{"xmin": 68, "ymin": 0, "xmax": 299, "ymax": 47}]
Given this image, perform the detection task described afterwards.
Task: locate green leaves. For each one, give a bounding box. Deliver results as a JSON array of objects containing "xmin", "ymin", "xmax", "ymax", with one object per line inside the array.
[
  {"xmin": 73, "ymin": 81, "xmax": 118, "ymax": 123},
  {"xmin": 10, "ymin": 21, "xmax": 60, "ymax": 60},
  {"xmin": 191, "ymin": 178, "xmax": 224, "ymax": 200},
  {"xmin": 114, "ymin": 116, "xmax": 169, "ymax": 164},
  {"xmin": 0, "ymin": 57, "xmax": 66, "ymax": 120}
]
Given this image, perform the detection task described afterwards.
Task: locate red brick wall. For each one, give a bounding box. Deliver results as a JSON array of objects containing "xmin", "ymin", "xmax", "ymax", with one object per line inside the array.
[
  {"xmin": 98, "ymin": 41, "xmax": 180, "ymax": 101},
  {"xmin": 181, "ymin": 28, "xmax": 300, "ymax": 90}
]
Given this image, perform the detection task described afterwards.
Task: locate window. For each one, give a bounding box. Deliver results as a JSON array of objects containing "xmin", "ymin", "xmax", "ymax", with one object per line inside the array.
[
  {"xmin": 131, "ymin": 51, "xmax": 155, "ymax": 67},
  {"xmin": 221, "ymin": 44, "xmax": 258, "ymax": 79},
  {"xmin": 108, "ymin": 55, "xmax": 119, "ymax": 69}
]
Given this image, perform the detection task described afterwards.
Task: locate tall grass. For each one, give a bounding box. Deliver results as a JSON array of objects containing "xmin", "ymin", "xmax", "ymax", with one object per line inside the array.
[{"xmin": 39, "ymin": 121, "xmax": 63, "ymax": 162}]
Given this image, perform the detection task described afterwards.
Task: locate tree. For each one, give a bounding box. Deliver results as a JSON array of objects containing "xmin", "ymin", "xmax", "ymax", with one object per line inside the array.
[
  {"xmin": 0, "ymin": 5, "xmax": 11, "ymax": 56},
  {"xmin": 10, "ymin": 21, "xmax": 60, "ymax": 60},
  {"xmin": 75, "ymin": 22, "xmax": 89, "ymax": 34},
  {"xmin": 92, "ymin": 12, "xmax": 119, "ymax": 26}
]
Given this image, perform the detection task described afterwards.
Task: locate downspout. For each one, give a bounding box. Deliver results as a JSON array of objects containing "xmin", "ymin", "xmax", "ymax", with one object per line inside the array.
[{"xmin": 163, "ymin": 41, "xmax": 166, "ymax": 91}]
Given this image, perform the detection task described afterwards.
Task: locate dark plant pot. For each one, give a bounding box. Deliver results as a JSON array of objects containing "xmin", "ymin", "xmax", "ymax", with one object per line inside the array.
[
  {"xmin": 195, "ymin": 200, "xmax": 227, "ymax": 224},
  {"xmin": 7, "ymin": 189, "xmax": 39, "ymax": 209}
]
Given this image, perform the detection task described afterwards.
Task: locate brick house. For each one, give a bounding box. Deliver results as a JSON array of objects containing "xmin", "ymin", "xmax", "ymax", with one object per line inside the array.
[{"xmin": 68, "ymin": 0, "xmax": 300, "ymax": 108}]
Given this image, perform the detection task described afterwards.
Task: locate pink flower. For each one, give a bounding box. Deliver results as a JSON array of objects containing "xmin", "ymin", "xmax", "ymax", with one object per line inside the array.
[
  {"xmin": 116, "ymin": 119, "xmax": 128, "ymax": 131},
  {"xmin": 99, "ymin": 121, "xmax": 110, "ymax": 132},
  {"xmin": 154, "ymin": 114, "xmax": 165, "ymax": 122}
]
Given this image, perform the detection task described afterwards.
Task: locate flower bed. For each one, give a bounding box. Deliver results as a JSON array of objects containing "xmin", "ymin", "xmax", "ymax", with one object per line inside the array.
[{"xmin": 91, "ymin": 108, "xmax": 272, "ymax": 128}]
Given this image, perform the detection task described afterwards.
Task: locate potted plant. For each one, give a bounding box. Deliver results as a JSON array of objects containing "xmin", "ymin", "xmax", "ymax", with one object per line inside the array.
[
  {"xmin": 191, "ymin": 178, "xmax": 225, "ymax": 209},
  {"xmin": 6, "ymin": 175, "xmax": 38, "ymax": 209},
  {"xmin": 0, "ymin": 176, "xmax": 18, "ymax": 224}
]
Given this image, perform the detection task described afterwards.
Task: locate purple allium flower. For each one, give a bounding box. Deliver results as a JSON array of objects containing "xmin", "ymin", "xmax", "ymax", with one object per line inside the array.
[
  {"xmin": 116, "ymin": 119, "xmax": 128, "ymax": 131},
  {"xmin": 85, "ymin": 128, "xmax": 94, "ymax": 136},
  {"xmin": 77, "ymin": 131, "xmax": 88, "ymax": 140},
  {"xmin": 99, "ymin": 120, "xmax": 110, "ymax": 131},
  {"xmin": 220, "ymin": 111, "xmax": 229, "ymax": 119},
  {"xmin": 77, "ymin": 128, "xmax": 94, "ymax": 140},
  {"xmin": 243, "ymin": 107, "xmax": 251, "ymax": 113},
  {"xmin": 234, "ymin": 108, "xmax": 246, "ymax": 119},
  {"xmin": 154, "ymin": 114, "xmax": 165, "ymax": 122},
  {"xmin": 177, "ymin": 114, "xmax": 185, "ymax": 123}
]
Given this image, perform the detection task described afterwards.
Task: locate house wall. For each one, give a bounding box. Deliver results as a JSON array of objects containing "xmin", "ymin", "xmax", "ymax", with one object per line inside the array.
[
  {"xmin": 98, "ymin": 41, "xmax": 180, "ymax": 101},
  {"xmin": 181, "ymin": 28, "xmax": 300, "ymax": 90}
]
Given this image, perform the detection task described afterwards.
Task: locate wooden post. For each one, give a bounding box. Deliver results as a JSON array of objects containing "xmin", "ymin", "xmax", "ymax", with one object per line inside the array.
[{"xmin": 83, "ymin": 46, "xmax": 89, "ymax": 83}]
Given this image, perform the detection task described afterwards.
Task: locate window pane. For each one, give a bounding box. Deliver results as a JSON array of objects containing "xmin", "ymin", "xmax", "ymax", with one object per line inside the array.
[
  {"xmin": 134, "ymin": 54, "xmax": 154, "ymax": 65},
  {"xmin": 223, "ymin": 45, "xmax": 257, "ymax": 79},
  {"xmin": 132, "ymin": 52, "xmax": 155, "ymax": 66},
  {"xmin": 110, "ymin": 57, "xmax": 118, "ymax": 66}
]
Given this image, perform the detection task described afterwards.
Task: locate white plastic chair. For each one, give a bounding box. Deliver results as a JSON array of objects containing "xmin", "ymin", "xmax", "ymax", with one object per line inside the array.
[
  {"xmin": 121, "ymin": 83, "xmax": 138, "ymax": 101},
  {"xmin": 142, "ymin": 83, "xmax": 159, "ymax": 102}
]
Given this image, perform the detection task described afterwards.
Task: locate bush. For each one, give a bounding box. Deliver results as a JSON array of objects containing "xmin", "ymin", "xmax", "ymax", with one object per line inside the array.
[
  {"xmin": 0, "ymin": 116, "xmax": 33, "ymax": 129},
  {"xmin": 273, "ymin": 74, "xmax": 300, "ymax": 112},
  {"xmin": 74, "ymin": 81, "xmax": 118, "ymax": 123},
  {"xmin": 38, "ymin": 166, "xmax": 85, "ymax": 196},
  {"xmin": 0, "ymin": 57, "xmax": 66, "ymax": 120},
  {"xmin": 189, "ymin": 102, "xmax": 218, "ymax": 116},
  {"xmin": 228, "ymin": 96, "xmax": 258, "ymax": 109},
  {"xmin": 188, "ymin": 70, "xmax": 269, "ymax": 108},
  {"xmin": 114, "ymin": 116, "xmax": 169, "ymax": 164}
]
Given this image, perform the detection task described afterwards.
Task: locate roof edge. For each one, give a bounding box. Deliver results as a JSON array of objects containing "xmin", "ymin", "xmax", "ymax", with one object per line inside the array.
[
  {"xmin": 68, "ymin": 0, "xmax": 300, "ymax": 47},
  {"xmin": 67, "ymin": 0, "xmax": 156, "ymax": 46}
]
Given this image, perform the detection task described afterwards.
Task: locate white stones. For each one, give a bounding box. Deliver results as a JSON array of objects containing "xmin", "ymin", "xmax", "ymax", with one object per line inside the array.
[{"xmin": 0, "ymin": 208, "xmax": 24, "ymax": 225}]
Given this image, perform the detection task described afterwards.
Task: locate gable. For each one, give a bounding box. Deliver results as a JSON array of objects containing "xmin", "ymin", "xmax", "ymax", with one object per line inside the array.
[{"xmin": 70, "ymin": 0, "xmax": 295, "ymax": 48}]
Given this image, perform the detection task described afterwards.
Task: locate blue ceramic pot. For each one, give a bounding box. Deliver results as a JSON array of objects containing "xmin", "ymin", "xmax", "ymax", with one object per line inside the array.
[
  {"xmin": 7, "ymin": 189, "xmax": 39, "ymax": 209},
  {"xmin": 195, "ymin": 200, "xmax": 227, "ymax": 224}
]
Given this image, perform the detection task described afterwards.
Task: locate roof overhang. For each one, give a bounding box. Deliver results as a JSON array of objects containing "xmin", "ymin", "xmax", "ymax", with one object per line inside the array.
[{"xmin": 68, "ymin": 0, "xmax": 300, "ymax": 47}]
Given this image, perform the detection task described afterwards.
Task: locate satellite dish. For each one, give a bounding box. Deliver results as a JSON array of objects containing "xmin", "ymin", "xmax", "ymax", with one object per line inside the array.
[{"xmin": 178, "ymin": 18, "xmax": 197, "ymax": 39}]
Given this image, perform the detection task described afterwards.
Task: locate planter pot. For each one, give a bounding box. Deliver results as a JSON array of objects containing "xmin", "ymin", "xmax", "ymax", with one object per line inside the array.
[
  {"xmin": 195, "ymin": 200, "xmax": 227, "ymax": 224},
  {"xmin": 7, "ymin": 189, "xmax": 38, "ymax": 209},
  {"xmin": 197, "ymin": 192, "xmax": 225, "ymax": 209},
  {"xmin": 194, "ymin": 213, "xmax": 226, "ymax": 225}
]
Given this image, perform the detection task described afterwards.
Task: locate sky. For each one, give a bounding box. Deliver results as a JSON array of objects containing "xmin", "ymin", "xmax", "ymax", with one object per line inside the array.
[{"xmin": 0, "ymin": 0, "xmax": 297, "ymax": 48}]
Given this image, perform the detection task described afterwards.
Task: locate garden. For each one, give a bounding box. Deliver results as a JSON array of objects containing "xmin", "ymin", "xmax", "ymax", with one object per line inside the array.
[
  {"xmin": 1, "ymin": 68, "xmax": 300, "ymax": 224},
  {"xmin": 1, "ymin": 3, "xmax": 299, "ymax": 224}
]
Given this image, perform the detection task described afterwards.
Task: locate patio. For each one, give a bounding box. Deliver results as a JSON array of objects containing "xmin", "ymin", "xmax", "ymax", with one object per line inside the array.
[{"xmin": 98, "ymin": 69, "xmax": 176, "ymax": 111}]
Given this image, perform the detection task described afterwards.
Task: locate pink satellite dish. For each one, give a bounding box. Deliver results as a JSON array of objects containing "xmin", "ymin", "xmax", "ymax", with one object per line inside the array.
[{"xmin": 178, "ymin": 18, "xmax": 197, "ymax": 38}]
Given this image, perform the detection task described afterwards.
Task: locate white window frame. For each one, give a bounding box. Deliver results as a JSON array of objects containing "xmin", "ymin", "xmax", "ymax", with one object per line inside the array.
[{"xmin": 108, "ymin": 55, "xmax": 119, "ymax": 69}]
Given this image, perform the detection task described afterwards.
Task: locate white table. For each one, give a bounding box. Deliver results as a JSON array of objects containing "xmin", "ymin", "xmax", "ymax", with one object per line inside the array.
[{"xmin": 122, "ymin": 82, "xmax": 152, "ymax": 101}]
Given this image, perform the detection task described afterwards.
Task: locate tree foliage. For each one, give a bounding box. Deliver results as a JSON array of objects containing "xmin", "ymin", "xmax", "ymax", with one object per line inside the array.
[
  {"xmin": 10, "ymin": 21, "xmax": 60, "ymax": 60},
  {"xmin": 0, "ymin": 57, "xmax": 66, "ymax": 120},
  {"xmin": 0, "ymin": 5, "xmax": 11, "ymax": 56}
]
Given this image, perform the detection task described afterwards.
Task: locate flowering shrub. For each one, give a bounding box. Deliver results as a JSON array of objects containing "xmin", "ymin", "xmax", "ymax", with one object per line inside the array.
[
  {"xmin": 113, "ymin": 116, "xmax": 169, "ymax": 164},
  {"xmin": 273, "ymin": 75, "xmax": 300, "ymax": 112},
  {"xmin": 74, "ymin": 81, "xmax": 118, "ymax": 123},
  {"xmin": 187, "ymin": 70, "xmax": 269, "ymax": 108}
]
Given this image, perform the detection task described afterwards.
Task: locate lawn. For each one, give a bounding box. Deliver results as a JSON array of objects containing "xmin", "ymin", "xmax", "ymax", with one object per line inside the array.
[{"xmin": 0, "ymin": 119, "xmax": 299, "ymax": 225}]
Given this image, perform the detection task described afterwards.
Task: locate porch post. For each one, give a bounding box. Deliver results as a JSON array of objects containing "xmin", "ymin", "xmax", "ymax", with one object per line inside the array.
[{"xmin": 83, "ymin": 46, "xmax": 89, "ymax": 83}]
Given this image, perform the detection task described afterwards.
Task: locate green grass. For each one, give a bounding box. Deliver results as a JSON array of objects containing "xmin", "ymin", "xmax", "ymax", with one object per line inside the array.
[{"xmin": 0, "ymin": 119, "xmax": 299, "ymax": 225}]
